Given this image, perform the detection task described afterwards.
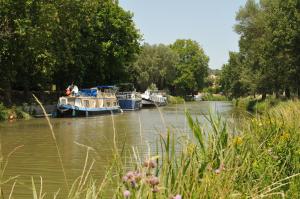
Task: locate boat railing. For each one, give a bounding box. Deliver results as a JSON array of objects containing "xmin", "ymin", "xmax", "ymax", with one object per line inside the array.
[{"xmin": 117, "ymin": 92, "xmax": 136, "ymax": 100}]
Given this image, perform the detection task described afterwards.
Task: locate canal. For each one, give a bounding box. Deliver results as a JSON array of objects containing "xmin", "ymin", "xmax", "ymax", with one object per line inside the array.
[{"xmin": 0, "ymin": 101, "xmax": 232, "ymax": 198}]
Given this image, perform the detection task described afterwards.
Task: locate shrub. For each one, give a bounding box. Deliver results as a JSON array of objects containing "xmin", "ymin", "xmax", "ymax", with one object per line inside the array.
[{"xmin": 167, "ymin": 95, "xmax": 185, "ymax": 104}]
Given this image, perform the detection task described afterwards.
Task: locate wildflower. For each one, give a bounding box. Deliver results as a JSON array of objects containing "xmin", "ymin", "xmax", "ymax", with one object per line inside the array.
[
  {"xmin": 169, "ymin": 194, "xmax": 182, "ymax": 199},
  {"xmin": 122, "ymin": 170, "xmax": 142, "ymax": 187},
  {"xmin": 174, "ymin": 195, "xmax": 182, "ymax": 199},
  {"xmin": 123, "ymin": 190, "xmax": 130, "ymax": 198},
  {"xmin": 143, "ymin": 159, "xmax": 157, "ymax": 168},
  {"xmin": 214, "ymin": 169, "xmax": 221, "ymax": 174},
  {"xmin": 234, "ymin": 136, "xmax": 243, "ymax": 145},
  {"xmin": 148, "ymin": 176, "xmax": 159, "ymax": 186}
]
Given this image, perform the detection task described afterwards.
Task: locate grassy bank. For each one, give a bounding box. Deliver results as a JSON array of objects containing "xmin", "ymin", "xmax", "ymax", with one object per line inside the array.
[
  {"xmin": 233, "ymin": 97, "xmax": 284, "ymax": 113},
  {"xmin": 201, "ymin": 93, "xmax": 228, "ymax": 101},
  {"xmin": 0, "ymin": 103, "xmax": 31, "ymax": 121},
  {"xmin": 1, "ymin": 101, "xmax": 300, "ymax": 198}
]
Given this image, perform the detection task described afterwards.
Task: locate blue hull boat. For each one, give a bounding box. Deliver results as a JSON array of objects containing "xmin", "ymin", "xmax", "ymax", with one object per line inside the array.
[
  {"xmin": 118, "ymin": 99, "xmax": 142, "ymax": 111},
  {"xmin": 116, "ymin": 83, "xmax": 142, "ymax": 111}
]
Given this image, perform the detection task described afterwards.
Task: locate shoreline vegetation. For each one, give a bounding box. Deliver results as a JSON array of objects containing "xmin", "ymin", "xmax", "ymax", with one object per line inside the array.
[
  {"xmin": 0, "ymin": 103, "xmax": 31, "ymax": 121},
  {"xmin": 1, "ymin": 99, "xmax": 300, "ymax": 198}
]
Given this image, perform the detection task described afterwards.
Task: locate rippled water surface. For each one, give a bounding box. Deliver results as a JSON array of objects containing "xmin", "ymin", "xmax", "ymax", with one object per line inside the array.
[{"xmin": 0, "ymin": 101, "xmax": 233, "ymax": 198}]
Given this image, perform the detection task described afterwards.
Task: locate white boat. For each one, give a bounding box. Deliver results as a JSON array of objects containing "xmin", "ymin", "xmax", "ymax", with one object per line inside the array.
[
  {"xmin": 141, "ymin": 89, "xmax": 167, "ymax": 107},
  {"xmin": 55, "ymin": 85, "xmax": 121, "ymax": 117}
]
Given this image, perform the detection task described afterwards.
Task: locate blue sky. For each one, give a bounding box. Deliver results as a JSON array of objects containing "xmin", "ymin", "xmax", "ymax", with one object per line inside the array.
[{"xmin": 119, "ymin": 0, "xmax": 247, "ymax": 69}]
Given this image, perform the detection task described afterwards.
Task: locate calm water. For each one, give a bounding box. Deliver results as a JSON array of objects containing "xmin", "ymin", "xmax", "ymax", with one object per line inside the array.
[{"xmin": 0, "ymin": 101, "xmax": 232, "ymax": 198}]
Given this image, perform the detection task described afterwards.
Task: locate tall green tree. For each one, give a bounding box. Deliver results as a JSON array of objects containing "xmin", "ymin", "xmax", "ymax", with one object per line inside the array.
[
  {"xmin": 52, "ymin": 0, "xmax": 140, "ymax": 89},
  {"xmin": 132, "ymin": 43, "xmax": 178, "ymax": 91},
  {"xmin": 171, "ymin": 39, "xmax": 209, "ymax": 95}
]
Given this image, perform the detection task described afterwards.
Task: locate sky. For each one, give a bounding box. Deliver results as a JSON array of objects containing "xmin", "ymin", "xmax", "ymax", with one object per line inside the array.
[{"xmin": 119, "ymin": 0, "xmax": 247, "ymax": 69}]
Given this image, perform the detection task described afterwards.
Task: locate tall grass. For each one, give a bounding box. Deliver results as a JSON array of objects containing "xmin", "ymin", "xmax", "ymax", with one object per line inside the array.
[{"xmin": 114, "ymin": 101, "xmax": 300, "ymax": 198}]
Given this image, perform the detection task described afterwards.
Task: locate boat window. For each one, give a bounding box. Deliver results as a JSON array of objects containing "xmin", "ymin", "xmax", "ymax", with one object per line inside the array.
[
  {"xmin": 75, "ymin": 98, "xmax": 81, "ymax": 107},
  {"xmin": 84, "ymin": 100, "xmax": 89, "ymax": 108},
  {"xmin": 114, "ymin": 102, "xmax": 117, "ymax": 106},
  {"xmin": 68, "ymin": 98, "xmax": 75, "ymax": 105},
  {"xmin": 107, "ymin": 101, "xmax": 111, "ymax": 107},
  {"xmin": 60, "ymin": 98, "xmax": 67, "ymax": 105},
  {"xmin": 98, "ymin": 99, "xmax": 103, "ymax": 107}
]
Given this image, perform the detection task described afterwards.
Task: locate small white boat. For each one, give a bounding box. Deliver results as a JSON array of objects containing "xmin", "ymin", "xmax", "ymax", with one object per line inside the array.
[{"xmin": 141, "ymin": 89, "xmax": 167, "ymax": 107}]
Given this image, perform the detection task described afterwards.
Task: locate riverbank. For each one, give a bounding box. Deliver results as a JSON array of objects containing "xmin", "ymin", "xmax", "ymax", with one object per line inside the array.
[
  {"xmin": 201, "ymin": 93, "xmax": 228, "ymax": 101},
  {"xmin": 233, "ymin": 96, "xmax": 294, "ymax": 114}
]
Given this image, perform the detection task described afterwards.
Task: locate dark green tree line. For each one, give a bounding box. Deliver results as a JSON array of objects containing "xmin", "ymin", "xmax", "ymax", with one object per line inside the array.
[{"xmin": 0, "ymin": 0, "xmax": 140, "ymax": 103}]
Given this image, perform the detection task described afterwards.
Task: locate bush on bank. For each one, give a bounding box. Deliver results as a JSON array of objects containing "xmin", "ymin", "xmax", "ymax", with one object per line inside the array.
[
  {"xmin": 0, "ymin": 103, "xmax": 31, "ymax": 121},
  {"xmin": 201, "ymin": 93, "xmax": 228, "ymax": 101},
  {"xmin": 167, "ymin": 95, "xmax": 185, "ymax": 104}
]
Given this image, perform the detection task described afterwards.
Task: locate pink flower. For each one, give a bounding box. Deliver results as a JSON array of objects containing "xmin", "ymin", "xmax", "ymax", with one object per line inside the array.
[
  {"xmin": 123, "ymin": 190, "xmax": 130, "ymax": 198},
  {"xmin": 143, "ymin": 159, "xmax": 157, "ymax": 168},
  {"xmin": 214, "ymin": 169, "xmax": 221, "ymax": 174},
  {"xmin": 148, "ymin": 176, "xmax": 159, "ymax": 186},
  {"xmin": 174, "ymin": 195, "xmax": 182, "ymax": 199}
]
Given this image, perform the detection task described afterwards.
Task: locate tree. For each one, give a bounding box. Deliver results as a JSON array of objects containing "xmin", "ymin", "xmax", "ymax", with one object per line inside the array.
[
  {"xmin": 170, "ymin": 39, "xmax": 209, "ymax": 95},
  {"xmin": 132, "ymin": 43, "xmax": 178, "ymax": 91}
]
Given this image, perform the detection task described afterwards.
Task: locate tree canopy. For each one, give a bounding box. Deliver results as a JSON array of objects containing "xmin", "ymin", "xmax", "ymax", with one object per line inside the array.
[
  {"xmin": 0, "ymin": 0, "xmax": 140, "ymax": 103},
  {"xmin": 132, "ymin": 40, "xmax": 209, "ymax": 96}
]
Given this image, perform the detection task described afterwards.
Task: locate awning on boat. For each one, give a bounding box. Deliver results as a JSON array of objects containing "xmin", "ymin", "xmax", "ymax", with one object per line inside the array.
[{"xmin": 80, "ymin": 88, "xmax": 97, "ymax": 97}]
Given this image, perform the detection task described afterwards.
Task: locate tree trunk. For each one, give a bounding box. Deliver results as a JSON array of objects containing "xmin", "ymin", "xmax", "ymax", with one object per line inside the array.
[
  {"xmin": 275, "ymin": 90, "xmax": 280, "ymax": 99},
  {"xmin": 285, "ymin": 88, "xmax": 291, "ymax": 99},
  {"xmin": 262, "ymin": 92, "xmax": 266, "ymax": 101},
  {"xmin": 4, "ymin": 82, "xmax": 12, "ymax": 106}
]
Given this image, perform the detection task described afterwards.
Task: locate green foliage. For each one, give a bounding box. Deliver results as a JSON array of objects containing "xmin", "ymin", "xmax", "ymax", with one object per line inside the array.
[
  {"xmin": 171, "ymin": 39, "xmax": 209, "ymax": 95},
  {"xmin": 0, "ymin": 103, "xmax": 30, "ymax": 121},
  {"xmin": 0, "ymin": 0, "xmax": 140, "ymax": 99},
  {"xmin": 0, "ymin": 103, "xmax": 9, "ymax": 121},
  {"xmin": 131, "ymin": 43, "xmax": 178, "ymax": 91},
  {"xmin": 167, "ymin": 95, "xmax": 185, "ymax": 104},
  {"xmin": 201, "ymin": 93, "xmax": 228, "ymax": 101}
]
